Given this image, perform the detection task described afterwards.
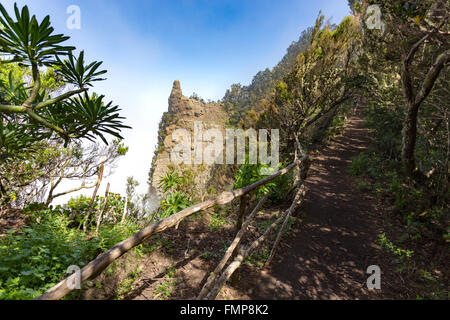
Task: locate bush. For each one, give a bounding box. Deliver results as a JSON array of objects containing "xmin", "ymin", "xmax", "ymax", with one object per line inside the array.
[
  {"xmin": 233, "ymin": 160, "xmax": 277, "ymax": 198},
  {"xmin": 233, "ymin": 159, "xmax": 294, "ymax": 204},
  {"xmin": 0, "ymin": 205, "xmax": 140, "ymax": 300},
  {"xmin": 158, "ymin": 192, "xmax": 192, "ymax": 219},
  {"xmin": 66, "ymin": 193, "xmax": 125, "ymax": 229},
  {"xmin": 364, "ymin": 105, "xmax": 403, "ymax": 160},
  {"xmin": 267, "ymin": 168, "xmax": 294, "ymax": 204}
]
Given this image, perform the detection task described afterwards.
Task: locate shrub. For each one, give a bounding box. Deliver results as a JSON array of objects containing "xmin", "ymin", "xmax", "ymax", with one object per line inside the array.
[
  {"xmin": 233, "ymin": 159, "xmax": 277, "ymax": 198},
  {"xmin": 159, "ymin": 192, "xmax": 192, "ymax": 219},
  {"xmin": 233, "ymin": 159, "xmax": 295, "ymax": 204},
  {"xmin": 0, "ymin": 205, "xmax": 139, "ymax": 300}
]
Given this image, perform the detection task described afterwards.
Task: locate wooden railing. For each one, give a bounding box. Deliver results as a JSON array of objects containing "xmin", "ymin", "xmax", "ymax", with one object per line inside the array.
[{"xmin": 36, "ymin": 144, "xmax": 310, "ymax": 300}]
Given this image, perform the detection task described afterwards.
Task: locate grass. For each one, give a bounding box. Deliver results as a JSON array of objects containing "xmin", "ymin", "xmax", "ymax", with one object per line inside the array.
[
  {"xmin": 153, "ymin": 265, "xmax": 177, "ymax": 300},
  {"xmin": 115, "ymin": 266, "xmax": 143, "ymax": 299},
  {"xmin": 209, "ymin": 212, "xmax": 228, "ymax": 231},
  {"xmin": 200, "ymin": 251, "xmax": 213, "ymax": 260},
  {"xmin": 245, "ymin": 247, "xmax": 270, "ymax": 267}
]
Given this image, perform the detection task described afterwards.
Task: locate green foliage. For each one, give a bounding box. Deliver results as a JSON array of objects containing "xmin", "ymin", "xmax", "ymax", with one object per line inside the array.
[
  {"xmin": 0, "ymin": 203, "xmax": 140, "ymax": 300},
  {"xmin": 55, "ymin": 51, "xmax": 107, "ymax": 88},
  {"xmin": 158, "ymin": 171, "xmax": 182, "ymax": 194},
  {"xmin": 200, "ymin": 251, "xmax": 213, "ymax": 260},
  {"xmin": 208, "ymin": 212, "xmax": 227, "ymax": 231},
  {"xmin": 233, "ymin": 160, "xmax": 277, "ymax": 198},
  {"xmin": 233, "ymin": 159, "xmax": 294, "ymax": 204},
  {"xmin": 364, "ymin": 105, "xmax": 403, "ymax": 160},
  {"xmin": 378, "ymin": 233, "xmax": 414, "ymax": 272},
  {"xmin": 46, "ymin": 92, "xmax": 130, "ymax": 144},
  {"xmin": 351, "ymin": 149, "xmax": 448, "ymax": 241},
  {"xmin": 155, "ymin": 166, "xmax": 202, "ymax": 220},
  {"xmin": 115, "ymin": 266, "xmax": 142, "ymax": 299},
  {"xmin": 153, "ymin": 265, "xmax": 176, "ymax": 300},
  {"xmin": 245, "ymin": 247, "xmax": 270, "ymax": 267},
  {"xmin": 0, "ymin": 2, "xmax": 130, "ymax": 165},
  {"xmin": 327, "ymin": 115, "xmax": 347, "ymax": 138},
  {"xmin": 159, "ymin": 191, "xmax": 192, "ymax": 219},
  {"xmin": 67, "ymin": 192, "xmax": 125, "ymax": 229},
  {"xmin": 267, "ymin": 168, "xmax": 294, "ymax": 204},
  {"xmin": 0, "ymin": 3, "xmax": 74, "ymax": 65},
  {"xmin": 351, "ymin": 153, "xmax": 370, "ymax": 176},
  {"xmin": 350, "ymin": 152, "xmax": 383, "ymax": 179}
]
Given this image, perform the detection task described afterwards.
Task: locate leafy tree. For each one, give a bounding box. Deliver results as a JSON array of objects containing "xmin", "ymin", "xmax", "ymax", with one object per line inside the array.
[
  {"xmin": 0, "ymin": 3, "xmax": 130, "ymax": 159},
  {"xmin": 359, "ymin": 0, "xmax": 449, "ymax": 179},
  {"xmin": 222, "ymin": 28, "xmax": 313, "ymax": 127},
  {"xmin": 125, "ymin": 176, "xmax": 140, "ymax": 221},
  {"xmin": 266, "ymin": 14, "xmax": 362, "ymax": 153},
  {"xmin": 37, "ymin": 140, "xmax": 127, "ymax": 206}
]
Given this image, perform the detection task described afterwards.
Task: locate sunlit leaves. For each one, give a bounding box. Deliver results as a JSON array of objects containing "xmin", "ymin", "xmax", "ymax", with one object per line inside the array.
[
  {"xmin": 0, "ymin": 3, "xmax": 74, "ymax": 65},
  {"xmin": 0, "ymin": 3, "xmax": 130, "ymax": 155},
  {"xmin": 55, "ymin": 51, "xmax": 107, "ymax": 88},
  {"xmin": 0, "ymin": 71, "xmax": 27, "ymax": 104},
  {"xmin": 45, "ymin": 93, "xmax": 131, "ymax": 144}
]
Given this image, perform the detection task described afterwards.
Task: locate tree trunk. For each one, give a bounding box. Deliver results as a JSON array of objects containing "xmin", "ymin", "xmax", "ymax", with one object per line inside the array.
[
  {"xmin": 120, "ymin": 195, "xmax": 128, "ymax": 225},
  {"xmin": 235, "ymin": 195, "xmax": 248, "ymax": 235},
  {"xmin": 401, "ymin": 101, "xmax": 419, "ymax": 178}
]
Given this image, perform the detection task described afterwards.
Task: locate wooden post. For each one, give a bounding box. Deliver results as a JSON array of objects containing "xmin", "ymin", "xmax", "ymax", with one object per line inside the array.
[
  {"xmin": 197, "ymin": 195, "xmax": 268, "ymax": 300},
  {"xmin": 265, "ymin": 184, "xmax": 306, "ymax": 266},
  {"xmin": 235, "ymin": 194, "xmax": 248, "ymax": 235},
  {"xmin": 95, "ymin": 182, "xmax": 110, "ymax": 234},
  {"xmin": 83, "ymin": 160, "xmax": 105, "ymax": 232},
  {"xmin": 294, "ymin": 146, "xmax": 300, "ymax": 185},
  {"xmin": 232, "ymin": 194, "xmax": 248, "ymax": 285}
]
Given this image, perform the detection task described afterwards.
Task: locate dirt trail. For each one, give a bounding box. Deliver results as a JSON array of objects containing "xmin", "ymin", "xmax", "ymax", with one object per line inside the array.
[{"xmin": 233, "ymin": 113, "xmax": 395, "ymax": 299}]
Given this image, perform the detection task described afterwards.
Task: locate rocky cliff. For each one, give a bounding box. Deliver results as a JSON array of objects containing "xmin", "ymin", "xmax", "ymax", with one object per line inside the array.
[{"xmin": 148, "ymin": 80, "xmax": 231, "ymax": 200}]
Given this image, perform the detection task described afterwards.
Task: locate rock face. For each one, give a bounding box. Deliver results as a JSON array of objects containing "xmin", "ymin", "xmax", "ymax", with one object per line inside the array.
[{"xmin": 149, "ymin": 80, "xmax": 230, "ymax": 199}]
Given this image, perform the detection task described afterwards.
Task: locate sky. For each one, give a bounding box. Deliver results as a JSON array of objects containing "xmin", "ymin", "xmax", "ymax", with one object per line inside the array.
[{"xmin": 2, "ymin": 0, "xmax": 351, "ymax": 202}]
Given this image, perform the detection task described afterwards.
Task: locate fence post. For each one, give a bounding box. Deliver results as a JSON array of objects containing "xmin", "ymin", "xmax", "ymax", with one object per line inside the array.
[
  {"xmin": 197, "ymin": 195, "xmax": 268, "ymax": 300},
  {"xmin": 95, "ymin": 182, "xmax": 110, "ymax": 234},
  {"xmin": 232, "ymin": 194, "xmax": 248, "ymax": 285}
]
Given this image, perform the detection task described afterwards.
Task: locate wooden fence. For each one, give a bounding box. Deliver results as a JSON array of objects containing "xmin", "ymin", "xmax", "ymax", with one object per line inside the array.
[{"xmin": 36, "ymin": 144, "xmax": 310, "ymax": 300}]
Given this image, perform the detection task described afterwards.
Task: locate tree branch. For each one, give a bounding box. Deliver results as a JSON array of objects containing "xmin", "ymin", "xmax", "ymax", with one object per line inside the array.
[
  {"xmin": 25, "ymin": 108, "xmax": 70, "ymax": 138},
  {"xmin": 22, "ymin": 61, "xmax": 41, "ymax": 108},
  {"xmin": 49, "ymin": 183, "xmax": 96, "ymax": 202},
  {"xmin": 415, "ymin": 49, "xmax": 450, "ymax": 107},
  {"xmin": 0, "ymin": 104, "xmax": 27, "ymax": 113},
  {"xmin": 34, "ymin": 88, "xmax": 88, "ymax": 110}
]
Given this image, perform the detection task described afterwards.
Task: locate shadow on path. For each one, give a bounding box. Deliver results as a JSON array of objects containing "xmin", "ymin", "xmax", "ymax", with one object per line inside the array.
[{"xmin": 235, "ymin": 114, "xmax": 392, "ymax": 299}]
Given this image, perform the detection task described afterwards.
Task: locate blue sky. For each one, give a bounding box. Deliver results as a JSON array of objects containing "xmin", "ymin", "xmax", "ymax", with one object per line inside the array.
[{"xmin": 2, "ymin": 0, "xmax": 351, "ymax": 200}]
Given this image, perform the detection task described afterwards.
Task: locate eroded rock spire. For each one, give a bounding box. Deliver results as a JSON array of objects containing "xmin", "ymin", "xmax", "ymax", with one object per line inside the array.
[{"xmin": 168, "ymin": 80, "xmax": 183, "ymax": 113}]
